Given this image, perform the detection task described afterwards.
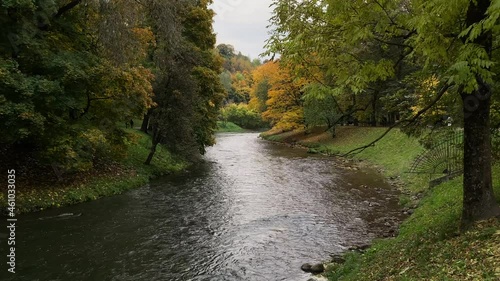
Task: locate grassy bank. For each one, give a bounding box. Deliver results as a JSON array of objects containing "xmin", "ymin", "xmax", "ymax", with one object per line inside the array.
[
  {"xmin": 1, "ymin": 129, "xmax": 187, "ymax": 214},
  {"xmin": 217, "ymin": 121, "xmax": 245, "ymax": 132},
  {"xmin": 261, "ymin": 126, "xmax": 500, "ymax": 280}
]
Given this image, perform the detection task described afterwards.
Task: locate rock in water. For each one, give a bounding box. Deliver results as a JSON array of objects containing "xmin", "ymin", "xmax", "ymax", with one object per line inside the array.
[
  {"xmin": 301, "ymin": 263, "xmax": 312, "ymax": 272},
  {"xmin": 310, "ymin": 263, "xmax": 325, "ymax": 274}
]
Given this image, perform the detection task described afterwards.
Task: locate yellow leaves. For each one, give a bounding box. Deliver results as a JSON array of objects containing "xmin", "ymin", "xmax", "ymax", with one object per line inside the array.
[
  {"xmin": 422, "ymin": 76, "xmax": 440, "ymax": 90},
  {"xmin": 99, "ymin": 64, "xmax": 155, "ymax": 116},
  {"xmin": 79, "ymin": 129, "xmax": 107, "ymax": 147},
  {"xmin": 249, "ymin": 60, "xmax": 311, "ymax": 132},
  {"xmin": 132, "ymin": 27, "xmax": 156, "ymax": 48},
  {"xmin": 410, "ymin": 75, "xmax": 448, "ymax": 117},
  {"xmin": 269, "ymin": 108, "xmax": 305, "ymax": 132},
  {"xmin": 252, "ymin": 61, "xmax": 281, "ymax": 85}
]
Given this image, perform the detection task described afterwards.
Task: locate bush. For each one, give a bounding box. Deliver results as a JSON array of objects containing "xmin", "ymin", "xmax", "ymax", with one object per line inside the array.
[
  {"xmin": 220, "ymin": 103, "xmax": 267, "ymax": 129},
  {"xmin": 41, "ymin": 127, "xmax": 130, "ymax": 173}
]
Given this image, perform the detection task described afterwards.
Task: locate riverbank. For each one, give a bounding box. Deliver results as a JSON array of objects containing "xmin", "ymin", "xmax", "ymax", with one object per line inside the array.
[
  {"xmin": 261, "ymin": 126, "xmax": 500, "ymax": 280},
  {"xmin": 217, "ymin": 121, "xmax": 245, "ymax": 132},
  {"xmin": 0, "ymin": 129, "xmax": 187, "ymax": 214}
]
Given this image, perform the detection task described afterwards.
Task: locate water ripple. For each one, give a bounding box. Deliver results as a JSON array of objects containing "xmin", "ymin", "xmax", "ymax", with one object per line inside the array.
[{"xmin": 5, "ymin": 133, "xmax": 404, "ymax": 281}]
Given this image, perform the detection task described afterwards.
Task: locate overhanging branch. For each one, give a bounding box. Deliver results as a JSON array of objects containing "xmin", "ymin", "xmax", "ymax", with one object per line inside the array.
[{"xmin": 341, "ymin": 83, "xmax": 454, "ymax": 156}]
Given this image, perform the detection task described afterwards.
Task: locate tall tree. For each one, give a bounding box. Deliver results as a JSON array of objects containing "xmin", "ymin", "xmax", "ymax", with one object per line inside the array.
[
  {"xmin": 144, "ymin": 0, "xmax": 224, "ymax": 163},
  {"xmin": 266, "ymin": 0, "xmax": 500, "ymax": 226},
  {"xmin": 410, "ymin": 0, "xmax": 500, "ymax": 226},
  {"xmin": 255, "ymin": 61, "xmax": 307, "ymax": 131}
]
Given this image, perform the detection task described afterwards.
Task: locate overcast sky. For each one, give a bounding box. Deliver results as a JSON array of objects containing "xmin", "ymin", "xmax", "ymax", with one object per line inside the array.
[{"xmin": 210, "ymin": 0, "xmax": 274, "ymax": 60}]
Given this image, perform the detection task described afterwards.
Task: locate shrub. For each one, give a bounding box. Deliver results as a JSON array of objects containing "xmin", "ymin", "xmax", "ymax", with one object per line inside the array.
[{"xmin": 220, "ymin": 103, "xmax": 267, "ymax": 129}]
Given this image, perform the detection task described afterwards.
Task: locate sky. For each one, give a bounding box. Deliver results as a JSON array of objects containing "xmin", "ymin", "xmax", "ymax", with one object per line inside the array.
[{"xmin": 210, "ymin": 0, "xmax": 274, "ymax": 60}]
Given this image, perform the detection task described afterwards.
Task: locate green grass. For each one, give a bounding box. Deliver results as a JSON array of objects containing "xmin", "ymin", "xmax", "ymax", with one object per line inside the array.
[
  {"xmin": 217, "ymin": 121, "xmax": 245, "ymax": 132},
  {"xmin": 319, "ymin": 128, "xmax": 429, "ymax": 194},
  {"xmin": 261, "ymin": 126, "xmax": 500, "ymax": 281},
  {"xmin": 123, "ymin": 129, "xmax": 187, "ymax": 175},
  {"xmin": 324, "ymin": 172, "xmax": 500, "ymax": 281},
  {"xmin": 1, "ymin": 129, "xmax": 187, "ymax": 213}
]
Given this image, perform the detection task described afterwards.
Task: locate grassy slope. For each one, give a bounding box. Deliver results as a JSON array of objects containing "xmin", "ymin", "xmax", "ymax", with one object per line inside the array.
[
  {"xmin": 1, "ymin": 129, "xmax": 187, "ymax": 213},
  {"xmin": 261, "ymin": 126, "xmax": 500, "ymax": 281},
  {"xmin": 217, "ymin": 121, "xmax": 245, "ymax": 132}
]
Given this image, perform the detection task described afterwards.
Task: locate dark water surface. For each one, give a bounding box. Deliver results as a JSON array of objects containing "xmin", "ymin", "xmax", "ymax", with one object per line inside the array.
[{"xmin": 2, "ymin": 133, "xmax": 404, "ymax": 281}]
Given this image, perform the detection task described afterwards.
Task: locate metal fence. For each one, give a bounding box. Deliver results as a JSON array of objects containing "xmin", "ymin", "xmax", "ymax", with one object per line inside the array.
[{"xmin": 408, "ymin": 130, "xmax": 464, "ymax": 186}]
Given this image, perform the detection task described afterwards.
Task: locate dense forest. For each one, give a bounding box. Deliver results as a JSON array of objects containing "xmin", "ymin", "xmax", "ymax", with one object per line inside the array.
[{"xmin": 1, "ymin": 0, "xmax": 225, "ymax": 173}]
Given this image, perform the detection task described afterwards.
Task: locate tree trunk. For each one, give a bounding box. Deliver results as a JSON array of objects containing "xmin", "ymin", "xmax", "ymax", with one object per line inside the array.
[
  {"xmin": 144, "ymin": 142, "xmax": 158, "ymax": 165},
  {"xmin": 144, "ymin": 126, "xmax": 159, "ymax": 165},
  {"xmin": 461, "ymin": 88, "xmax": 500, "ymax": 228},
  {"xmin": 460, "ymin": 0, "xmax": 500, "ymax": 229},
  {"xmin": 141, "ymin": 110, "xmax": 151, "ymax": 133},
  {"xmin": 371, "ymin": 91, "xmax": 378, "ymax": 127}
]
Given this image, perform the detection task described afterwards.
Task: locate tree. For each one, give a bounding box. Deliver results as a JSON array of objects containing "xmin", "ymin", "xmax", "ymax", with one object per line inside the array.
[
  {"xmin": 303, "ymin": 84, "xmax": 341, "ymax": 137},
  {"xmin": 410, "ymin": 0, "xmax": 500, "ymax": 226},
  {"xmin": 144, "ymin": 0, "xmax": 224, "ymax": 163},
  {"xmin": 0, "ymin": 0, "xmax": 154, "ymax": 172},
  {"xmin": 260, "ymin": 61, "xmax": 307, "ymax": 131},
  {"xmin": 266, "ymin": 0, "xmax": 500, "ymax": 227},
  {"xmin": 216, "ymin": 43, "xmax": 235, "ymax": 59},
  {"xmin": 220, "ymin": 103, "xmax": 266, "ymax": 129},
  {"xmin": 249, "ymin": 61, "xmax": 281, "ymax": 113}
]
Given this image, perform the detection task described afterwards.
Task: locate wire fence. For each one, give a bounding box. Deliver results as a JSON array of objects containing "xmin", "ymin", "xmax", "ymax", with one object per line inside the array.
[{"xmin": 408, "ymin": 130, "xmax": 464, "ymax": 185}]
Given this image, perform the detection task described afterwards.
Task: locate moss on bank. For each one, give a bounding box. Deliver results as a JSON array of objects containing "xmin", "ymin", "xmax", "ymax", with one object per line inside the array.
[
  {"xmin": 1, "ymin": 129, "xmax": 187, "ymax": 214},
  {"xmin": 261, "ymin": 126, "xmax": 500, "ymax": 281}
]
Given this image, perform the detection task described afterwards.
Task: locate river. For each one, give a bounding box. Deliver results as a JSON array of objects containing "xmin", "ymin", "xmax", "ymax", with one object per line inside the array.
[{"xmin": 2, "ymin": 133, "xmax": 404, "ymax": 281}]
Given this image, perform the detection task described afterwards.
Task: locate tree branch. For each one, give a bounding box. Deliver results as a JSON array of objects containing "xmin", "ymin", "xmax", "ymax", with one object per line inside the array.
[
  {"xmin": 372, "ymin": 0, "xmax": 396, "ymax": 26},
  {"xmin": 341, "ymin": 83, "xmax": 454, "ymax": 156},
  {"xmin": 79, "ymin": 94, "xmax": 116, "ymax": 118},
  {"xmin": 325, "ymin": 100, "xmax": 371, "ymax": 132},
  {"xmin": 294, "ymin": 52, "xmax": 346, "ymax": 116},
  {"xmin": 373, "ymin": 36, "xmax": 414, "ymax": 49},
  {"xmin": 54, "ymin": 0, "xmax": 83, "ymax": 18}
]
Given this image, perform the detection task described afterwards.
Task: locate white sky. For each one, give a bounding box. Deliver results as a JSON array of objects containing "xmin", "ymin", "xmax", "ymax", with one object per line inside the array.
[{"xmin": 210, "ymin": 0, "xmax": 274, "ymax": 60}]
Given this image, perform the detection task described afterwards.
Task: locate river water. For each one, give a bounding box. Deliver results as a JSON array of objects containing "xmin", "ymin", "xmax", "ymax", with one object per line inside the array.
[{"xmin": 2, "ymin": 133, "xmax": 404, "ymax": 281}]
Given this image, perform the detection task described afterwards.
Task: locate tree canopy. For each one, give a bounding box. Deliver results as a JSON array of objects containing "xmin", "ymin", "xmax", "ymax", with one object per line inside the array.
[
  {"xmin": 263, "ymin": 0, "xmax": 500, "ymax": 226},
  {"xmin": 1, "ymin": 0, "xmax": 225, "ymax": 172}
]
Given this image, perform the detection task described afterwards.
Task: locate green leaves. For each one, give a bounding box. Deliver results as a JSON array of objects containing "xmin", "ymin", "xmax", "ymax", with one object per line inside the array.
[
  {"xmin": 448, "ymin": 44, "xmax": 495, "ymax": 93},
  {"xmin": 0, "ymin": 0, "xmax": 159, "ymax": 171}
]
